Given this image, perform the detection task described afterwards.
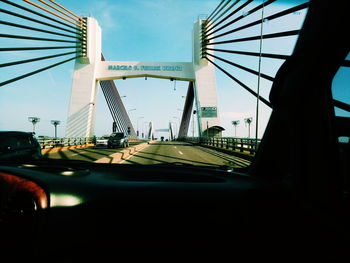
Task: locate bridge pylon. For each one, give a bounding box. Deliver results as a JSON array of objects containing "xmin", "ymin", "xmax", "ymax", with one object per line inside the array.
[
  {"xmin": 65, "ymin": 17, "xmax": 224, "ymax": 138},
  {"xmin": 66, "ymin": 17, "xmax": 101, "ymax": 138}
]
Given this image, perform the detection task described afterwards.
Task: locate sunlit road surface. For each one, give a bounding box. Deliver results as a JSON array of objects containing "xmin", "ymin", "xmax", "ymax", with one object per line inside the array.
[
  {"xmin": 43, "ymin": 142, "xmax": 143, "ymax": 162},
  {"xmin": 121, "ymin": 141, "xmax": 251, "ymax": 168}
]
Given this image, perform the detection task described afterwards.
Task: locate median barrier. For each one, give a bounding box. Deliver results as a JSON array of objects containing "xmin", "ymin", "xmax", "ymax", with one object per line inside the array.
[
  {"xmin": 41, "ymin": 144, "xmax": 95, "ymax": 155},
  {"xmin": 94, "ymin": 141, "xmax": 154, "ymax": 164}
]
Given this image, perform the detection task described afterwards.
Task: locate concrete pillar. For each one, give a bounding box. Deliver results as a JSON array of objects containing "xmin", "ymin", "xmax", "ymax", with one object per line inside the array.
[
  {"xmin": 192, "ymin": 19, "xmax": 221, "ymax": 137},
  {"xmin": 65, "ymin": 17, "xmax": 101, "ymax": 138}
]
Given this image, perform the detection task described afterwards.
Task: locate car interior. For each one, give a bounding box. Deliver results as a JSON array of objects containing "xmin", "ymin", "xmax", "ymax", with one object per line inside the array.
[{"xmin": 0, "ymin": 0, "xmax": 349, "ymax": 261}]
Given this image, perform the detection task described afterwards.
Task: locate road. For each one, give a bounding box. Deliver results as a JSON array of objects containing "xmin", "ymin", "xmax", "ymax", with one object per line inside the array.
[
  {"xmin": 121, "ymin": 141, "xmax": 250, "ymax": 168},
  {"xmin": 43, "ymin": 141, "xmax": 250, "ymax": 168},
  {"xmin": 42, "ymin": 142, "xmax": 143, "ymax": 162}
]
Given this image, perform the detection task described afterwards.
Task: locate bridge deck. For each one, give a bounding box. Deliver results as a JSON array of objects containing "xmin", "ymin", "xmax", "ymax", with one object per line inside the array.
[{"xmin": 43, "ymin": 141, "xmax": 250, "ymax": 168}]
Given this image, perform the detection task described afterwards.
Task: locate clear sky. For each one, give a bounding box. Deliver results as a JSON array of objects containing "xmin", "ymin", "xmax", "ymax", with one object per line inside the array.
[{"xmin": 0, "ymin": 0, "xmax": 347, "ymax": 139}]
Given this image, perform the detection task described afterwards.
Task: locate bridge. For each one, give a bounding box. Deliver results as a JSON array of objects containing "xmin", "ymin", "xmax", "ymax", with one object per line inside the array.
[{"xmin": 1, "ymin": 0, "xmax": 349, "ymax": 168}]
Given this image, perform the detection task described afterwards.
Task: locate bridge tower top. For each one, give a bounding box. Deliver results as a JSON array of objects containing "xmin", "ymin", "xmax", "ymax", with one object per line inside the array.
[
  {"xmin": 80, "ymin": 17, "xmax": 101, "ymax": 65},
  {"xmin": 66, "ymin": 15, "xmax": 223, "ymax": 138}
]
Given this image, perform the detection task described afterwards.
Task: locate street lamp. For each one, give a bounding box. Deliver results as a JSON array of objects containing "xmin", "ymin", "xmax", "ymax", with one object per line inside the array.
[
  {"xmin": 142, "ymin": 121, "xmax": 149, "ymax": 139},
  {"xmin": 244, "ymin": 117, "xmax": 253, "ymax": 138},
  {"xmin": 51, "ymin": 120, "xmax": 61, "ymax": 139},
  {"xmin": 192, "ymin": 110, "xmax": 196, "ymax": 138},
  {"xmin": 173, "ymin": 117, "xmax": 179, "ymax": 138},
  {"xmin": 170, "ymin": 121, "xmax": 177, "ymax": 140},
  {"xmin": 28, "ymin": 117, "xmax": 40, "ymax": 133},
  {"xmin": 137, "ymin": 117, "xmax": 144, "ymax": 137},
  {"xmin": 127, "ymin": 109, "xmax": 136, "ymax": 135},
  {"xmin": 231, "ymin": 120, "xmax": 240, "ymax": 137}
]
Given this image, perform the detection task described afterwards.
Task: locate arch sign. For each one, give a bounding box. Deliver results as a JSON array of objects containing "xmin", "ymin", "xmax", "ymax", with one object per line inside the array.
[{"xmin": 66, "ymin": 17, "xmax": 223, "ymax": 138}]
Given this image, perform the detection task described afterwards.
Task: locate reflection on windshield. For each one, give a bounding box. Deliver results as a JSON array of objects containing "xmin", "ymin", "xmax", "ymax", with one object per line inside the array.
[
  {"xmin": 50, "ymin": 193, "xmax": 84, "ymax": 207},
  {"xmin": 0, "ymin": 0, "xmax": 326, "ymax": 169}
]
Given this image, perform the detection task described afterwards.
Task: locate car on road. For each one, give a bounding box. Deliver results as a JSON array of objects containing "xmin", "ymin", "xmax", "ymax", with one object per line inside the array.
[
  {"xmin": 96, "ymin": 136, "xmax": 109, "ymax": 146},
  {"xmin": 0, "ymin": 131, "xmax": 42, "ymax": 160},
  {"xmin": 107, "ymin": 132, "xmax": 129, "ymax": 148},
  {"xmin": 0, "ymin": 1, "xmax": 349, "ymax": 262}
]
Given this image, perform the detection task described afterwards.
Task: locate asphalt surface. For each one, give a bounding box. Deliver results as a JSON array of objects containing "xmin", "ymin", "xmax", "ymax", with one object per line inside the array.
[
  {"xmin": 43, "ymin": 142, "xmax": 142, "ymax": 162},
  {"xmin": 43, "ymin": 141, "xmax": 250, "ymax": 168},
  {"xmin": 121, "ymin": 141, "xmax": 250, "ymax": 168}
]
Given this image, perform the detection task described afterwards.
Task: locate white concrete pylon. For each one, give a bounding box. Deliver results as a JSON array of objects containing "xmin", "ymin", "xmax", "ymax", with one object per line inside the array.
[
  {"xmin": 66, "ymin": 17, "xmax": 101, "ymax": 138},
  {"xmin": 65, "ymin": 17, "xmax": 223, "ymax": 138}
]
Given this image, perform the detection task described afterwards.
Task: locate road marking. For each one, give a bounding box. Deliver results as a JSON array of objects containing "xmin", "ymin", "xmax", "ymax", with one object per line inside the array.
[
  {"xmin": 178, "ymin": 151, "xmax": 183, "ymax": 155},
  {"xmin": 174, "ymin": 146, "xmax": 177, "ymax": 149},
  {"xmin": 71, "ymin": 151, "xmax": 88, "ymax": 156}
]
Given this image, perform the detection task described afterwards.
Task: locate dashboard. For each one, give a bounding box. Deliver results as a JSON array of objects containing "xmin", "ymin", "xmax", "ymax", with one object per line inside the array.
[
  {"xmin": 0, "ymin": 159, "xmax": 295, "ymax": 261},
  {"xmin": 1, "ymin": 159, "xmax": 347, "ymax": 262}
]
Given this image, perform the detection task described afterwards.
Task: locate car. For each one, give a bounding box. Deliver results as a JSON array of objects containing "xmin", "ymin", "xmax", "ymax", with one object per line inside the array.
[
  {"xmin": 95, "ymin": 136, "xmax": 109, "ymax": 146},
  {"xmin": 107, "ymin": 132, "xmax": 129, "ymax": 148},
  {"xmin": 0, "ymin": 0, "xmax": 349, "ymax": 262},
  {"xmin": 0, "ymin": 131, "xmax": 42, "ymax": 161}
]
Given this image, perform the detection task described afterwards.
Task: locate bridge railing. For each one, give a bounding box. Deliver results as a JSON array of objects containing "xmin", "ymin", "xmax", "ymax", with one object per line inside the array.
[
  {"xmin": 37, "ymin": 137, "xmax": 94, "ymax": 149},
  {"xmin": 38, "ymin": 136, "xmax": 144, "ymax": 149},
  {"xmin": 178, "ymin": 137, "xmax": 261, "ymax": 155}
]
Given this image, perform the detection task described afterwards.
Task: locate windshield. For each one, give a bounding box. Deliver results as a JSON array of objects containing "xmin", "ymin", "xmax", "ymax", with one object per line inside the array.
[{"xmin": 0, "ymin": 0, "xmax": 347, "ymax": 169}]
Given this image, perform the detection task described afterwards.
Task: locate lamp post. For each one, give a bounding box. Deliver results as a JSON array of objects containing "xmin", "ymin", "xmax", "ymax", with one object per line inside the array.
[
  {"xmin": 137, "ymin": 117, "xmax": 144, "ymax": 137},
  {"xmin": 127, "ymin": 109, "xmax": 136, "ymax": 135},
  {"xmin": 231, "ymin": 120, "xmax": 240, "ymax": 137},
  {"xmin": 173, "ymin": 116, "xmax": 179, "ymax": 137},
  {"xmin": 206, "ymin": 121, "xmax": 209, "ymax": 139},
  {"xmin": 28, "ymin": 117, "xmax": 40, "ymax": 133},
  {"xmin": 170, "ymin": 121, "xmax": 177, "ymax": 140},
  {"xmin": 244, "ymin": 117, "xmax": 253, "ymax": 138},
  {"xmin": 51, "ymin": 120, "xmax": 61, "ymax": 139},
  {"xmin": 142, "ymin": 121, "xmax": 149, "ymax": 139},
  {"xmin": 192, "ymin": 110, "xmax": 196, "ymax": 138}
]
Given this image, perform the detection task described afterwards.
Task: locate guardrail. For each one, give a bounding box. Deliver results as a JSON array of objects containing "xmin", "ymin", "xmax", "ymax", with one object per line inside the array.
[
  {"xmin": 38, "ymin": 136, "xmax": 143, "ymax": 149},
  {"xmin": 37, "ymin": 137, "xmax": 93, "ymax": 149},
  {"xmin": 178, "ymin": 137, "xmax": 261, "ymax": 155}
]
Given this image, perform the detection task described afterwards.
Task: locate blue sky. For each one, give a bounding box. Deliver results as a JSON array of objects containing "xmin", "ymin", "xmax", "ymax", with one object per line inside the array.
[{"xmin": 0, "ymin": 0, "xmax": 347, "ymax": 138}]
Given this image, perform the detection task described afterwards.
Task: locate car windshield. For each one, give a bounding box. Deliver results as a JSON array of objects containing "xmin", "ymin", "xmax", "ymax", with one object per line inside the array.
[{"xmin": 0, "ymin": 0, "xmax": 348, "ymax": 169}]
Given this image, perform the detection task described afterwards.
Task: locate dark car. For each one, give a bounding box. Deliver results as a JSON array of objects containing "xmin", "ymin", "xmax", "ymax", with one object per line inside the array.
[
  {"xmin": 107, "ymin": 132, "xmax": 129, "ymax": 148},
  {"xmin": 0, "ymin": 131, "xmax": 42, "ymax": 160},
  {"xmin": 0, "ymin": 0, "xmax": 349, "ymax": 262}
]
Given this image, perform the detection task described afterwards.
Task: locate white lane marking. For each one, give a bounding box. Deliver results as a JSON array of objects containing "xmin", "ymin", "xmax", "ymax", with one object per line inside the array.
[
  {"xmin": 178, "ymin": 151, "xmax": 183, "ymax": 155},
  {"xmin": 71, "ymin": 151, "xmax": 88, "ymax": 156}
]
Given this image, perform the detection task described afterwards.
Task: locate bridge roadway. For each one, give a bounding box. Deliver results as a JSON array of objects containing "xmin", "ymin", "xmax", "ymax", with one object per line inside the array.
[{"xmin": 44, "ymin": 141, "xmax": 250, "ymax": 168}]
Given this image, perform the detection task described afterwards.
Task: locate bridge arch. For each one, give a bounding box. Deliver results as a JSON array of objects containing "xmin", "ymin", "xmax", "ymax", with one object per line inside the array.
[{"xmin": 65, "ymin": 17, "xmax": 223, "ymax": 138}]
